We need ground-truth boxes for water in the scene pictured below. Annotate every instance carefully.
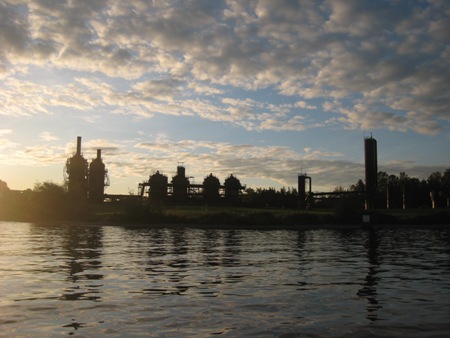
[0,222,449,337]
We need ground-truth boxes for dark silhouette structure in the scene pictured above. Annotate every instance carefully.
[364,136,378,210]
[357,230,382,320]
[88,149,109,204]
[171,165,190,202]
[148,171,168,202]
[298,174,312,209]
[297,137,378,210]
[203,173,221,203]
[65,137,89,199]
[138,166,245,204]
[65,137,109,203]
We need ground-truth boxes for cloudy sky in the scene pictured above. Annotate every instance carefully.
[1,0,449,194]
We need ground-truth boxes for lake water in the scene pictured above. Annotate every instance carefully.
[0,222,449,337]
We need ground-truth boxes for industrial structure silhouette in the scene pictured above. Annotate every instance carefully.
[65,136,246,205]
[64,137,109,203]
[138,166,245,204]
[64,135,380,208]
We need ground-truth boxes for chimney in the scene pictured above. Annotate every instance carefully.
[76,136,82,155]
[97,149,101,159]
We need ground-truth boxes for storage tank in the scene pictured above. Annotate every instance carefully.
[203,173,221,203]
[89,149,108,204]
[171,165,189,201]
[149,171,168,201]
[65,136,88,199]
[224,174,244,203]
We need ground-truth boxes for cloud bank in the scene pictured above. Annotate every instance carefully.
[1,0,448,134]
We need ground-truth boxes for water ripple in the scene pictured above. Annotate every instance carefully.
[0,222,449,336]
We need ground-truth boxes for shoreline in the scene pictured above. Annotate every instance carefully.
[2,206,449,230]
[18,219,450,231]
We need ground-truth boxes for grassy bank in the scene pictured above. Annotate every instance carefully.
[1,198,448,228]
[92,203,450,228]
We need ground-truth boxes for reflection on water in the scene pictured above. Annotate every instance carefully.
[31,224,104,302]
[357,230,382,321]
[0,222,449,337]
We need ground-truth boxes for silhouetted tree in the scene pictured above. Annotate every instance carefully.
[349,179,365,193]
[242,186,298,208]
[428,171,444,207]
[0,179,9,193]
[0,180,10,219]
[348,167,450,209]
[34,181,67,195]
[30,181,70,220]
[377,171,389,191]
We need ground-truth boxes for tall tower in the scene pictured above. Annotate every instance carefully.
[298,174,311,209]
[66,136,89,199]
[88,149,109,204]
[172,165,189,202]
[364,136,378,210]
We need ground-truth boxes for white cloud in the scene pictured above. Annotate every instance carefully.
[0,138,19,151]
[0,0,448,134]
[40,132,59,141]
[0,129,13,136]
[133,78,185,101]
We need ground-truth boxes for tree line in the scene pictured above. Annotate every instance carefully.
[0,181,91,221]
[347,168,450,209]
[241,167,450,209]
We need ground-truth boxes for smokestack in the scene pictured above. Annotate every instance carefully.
[364,137,378,194]
[364,136,378,210]
[76,136,82,155]
[97,149,101,159]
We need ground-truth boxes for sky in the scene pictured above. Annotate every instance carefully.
[0,0,449,195]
